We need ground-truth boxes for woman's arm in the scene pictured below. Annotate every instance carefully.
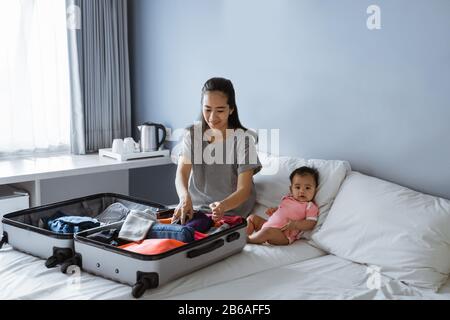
[173,156,194,224]
[175,156,192,200]
[210,169,254,221]
[222,169,253,210]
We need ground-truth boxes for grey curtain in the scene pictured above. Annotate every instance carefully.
[67,0,131,154]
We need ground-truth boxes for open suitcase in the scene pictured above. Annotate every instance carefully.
[73,209,247,298]
[0,193,166,270]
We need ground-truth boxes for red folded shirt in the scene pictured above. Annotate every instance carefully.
[206,214,243,228]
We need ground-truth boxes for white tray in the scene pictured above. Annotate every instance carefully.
[99,148,170,161]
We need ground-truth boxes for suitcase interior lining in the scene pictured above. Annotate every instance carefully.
[7,195,162,229]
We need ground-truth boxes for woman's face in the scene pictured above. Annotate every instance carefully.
[202,91,233,134]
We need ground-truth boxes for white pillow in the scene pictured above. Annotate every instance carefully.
[254,152,351,238]
[312,172,450,291]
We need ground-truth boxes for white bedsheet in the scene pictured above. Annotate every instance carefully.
[168,255,450,300]
[2,199,447,300]
[2,243,449,300]
[0,240,325,300]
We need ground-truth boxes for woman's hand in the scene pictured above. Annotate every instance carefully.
[172,195,194,225]
[280,219,298,232]
[265,207,278,216]
[209,201,226,222]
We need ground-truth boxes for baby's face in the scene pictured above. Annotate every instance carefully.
[290,174,317,202]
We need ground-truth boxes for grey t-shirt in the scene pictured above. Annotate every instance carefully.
[180,126,262,217]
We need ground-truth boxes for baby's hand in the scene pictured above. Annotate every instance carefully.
[265,207,278,216]
[280,219,298,232]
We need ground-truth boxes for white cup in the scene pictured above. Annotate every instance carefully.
[123,137,139,154]
[112,139,124,154]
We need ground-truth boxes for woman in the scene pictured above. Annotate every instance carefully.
[173,77,262,224]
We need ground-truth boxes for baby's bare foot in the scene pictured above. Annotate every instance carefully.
[246,221,254,235]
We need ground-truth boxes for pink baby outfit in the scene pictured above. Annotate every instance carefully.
[262,196,319,244]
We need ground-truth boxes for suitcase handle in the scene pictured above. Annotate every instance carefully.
[186,239,224,259]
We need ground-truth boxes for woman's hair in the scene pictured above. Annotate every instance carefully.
[198,77,248,132]
[289,166,320,187]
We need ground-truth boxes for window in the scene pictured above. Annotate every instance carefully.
[0,0,71,156]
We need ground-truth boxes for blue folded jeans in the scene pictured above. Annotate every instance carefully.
[146,223,195,243]
[47,212,100,234]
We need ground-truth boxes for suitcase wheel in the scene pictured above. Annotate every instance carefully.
[45,255,58,268]
[0,233,7,249]
[132,281,147,299]
[60,254,82,274]
[132,272,159,298]
[45,248,74,268]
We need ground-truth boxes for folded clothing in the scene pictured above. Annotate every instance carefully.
[184,210,214,233]
[89,229,118,243]
[119,239,186,255]
[208,214,243,228]
[119,209,157,242]
[146,223,195,243]
[194,231,208,240]
[158,218,172,224]
[88,229,129,247]
[95,202,130,224]
[47,212,100,234]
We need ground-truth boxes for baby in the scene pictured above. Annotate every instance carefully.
[247,166,319,245]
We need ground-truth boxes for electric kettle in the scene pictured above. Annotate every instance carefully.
[137,122,167,152]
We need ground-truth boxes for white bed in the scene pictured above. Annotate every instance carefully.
[0,199,326,300]
[2,242,449,300]
[168,253,450,300]
[1,154,449,300]
[0,239,325,300]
